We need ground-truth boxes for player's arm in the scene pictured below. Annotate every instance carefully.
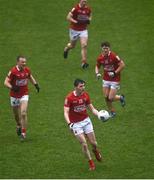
[4,76,20,92]
[95,64,100,74]
[115,59,125,74]
[66,11,78,24]
[88,13,92,23]
[64,106,74,131]
[108,57,125,78]
[64,106,71,125]
[95,62,101,79]
[29,74,40,92]
[29,74,37,85]
[4,76,12,90]
[87,103,99,117]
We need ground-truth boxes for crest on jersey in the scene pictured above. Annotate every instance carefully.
[79,99,83,104]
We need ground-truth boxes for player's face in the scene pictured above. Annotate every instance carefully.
[102,46,110,55]
[80,0,87,7]
[17,58,26,70]
[76,83,85,95]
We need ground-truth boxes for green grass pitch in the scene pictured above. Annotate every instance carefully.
[0,0,154,178]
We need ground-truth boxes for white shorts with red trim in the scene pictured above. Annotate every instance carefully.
[102,80,120,90]
[10,95,29,107]
[69,29,88,41]
[72,117,93,136]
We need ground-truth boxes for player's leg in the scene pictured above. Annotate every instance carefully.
[64,40,77,58]
[86,132,102,162]
[76,133,95,170]
[76,133,92,160]
[20,96,29,139]
[114,95,121,101]
[102,85,114,112]
[111,82,121,102]
[10,97,21,136]
[114,94,126,107]
[119,94,126,106]
[84,118,102,162]
[63,29,78,58]
[72,120,95,170]
[111,82,126,107]
[12,106,21,136]
[80,32,89,69]
[108,88,118,117]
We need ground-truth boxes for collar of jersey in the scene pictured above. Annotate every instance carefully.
[73,90,84,97]
[102,51,111,57]
[16,65,24,72]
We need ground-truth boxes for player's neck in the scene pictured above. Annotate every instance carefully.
[16,65,24,71]
[74,90,83,96]
[102,51,111,56]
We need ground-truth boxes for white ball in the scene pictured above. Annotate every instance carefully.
[98,110,110,121]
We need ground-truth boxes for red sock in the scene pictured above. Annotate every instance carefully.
[22,128,26,134]
[89,159,95,170]
[89,159,95,166]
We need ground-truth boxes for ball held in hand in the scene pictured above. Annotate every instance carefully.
[98,110,110,122]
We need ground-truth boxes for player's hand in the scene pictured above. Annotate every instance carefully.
[68,123,74,131]
[108,71,116,78]
[34,83,40,93]
[11,86,20,92]
[96,73,101,80]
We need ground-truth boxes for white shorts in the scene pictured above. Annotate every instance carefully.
[72,117,94,136]
[10,95,29,107]
[69,29,88,41]
[102,80,120,90]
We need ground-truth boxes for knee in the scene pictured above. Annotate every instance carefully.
[81,142,88,151]
[91,141,97,148]
[108,97,114,102]
[68,43,75,49]
[81,43,87,49]
[105,97,113,102]
[21,110,27,117]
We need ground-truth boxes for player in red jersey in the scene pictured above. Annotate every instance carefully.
[95,41,126,117]
[4,56,40,140]
[64,79,102,171]
[63,0,92,69]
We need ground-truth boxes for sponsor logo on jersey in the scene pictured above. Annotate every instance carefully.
[16,79,28,86]
[74,104,86,112]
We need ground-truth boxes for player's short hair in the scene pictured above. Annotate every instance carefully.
[16,55,26,62]
[80,0,87,2]
[74,79,86,87]
[101,41,110,48]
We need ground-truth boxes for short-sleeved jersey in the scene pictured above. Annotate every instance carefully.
[96,51,122,82]
[70,4,91,31]
[8,66,31,98]
[64,91,91,123]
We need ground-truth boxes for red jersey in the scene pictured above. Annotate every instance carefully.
[96,51,122,82]
[8,66,31,98]
[70,4,91,31]
[64,91,91,123]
